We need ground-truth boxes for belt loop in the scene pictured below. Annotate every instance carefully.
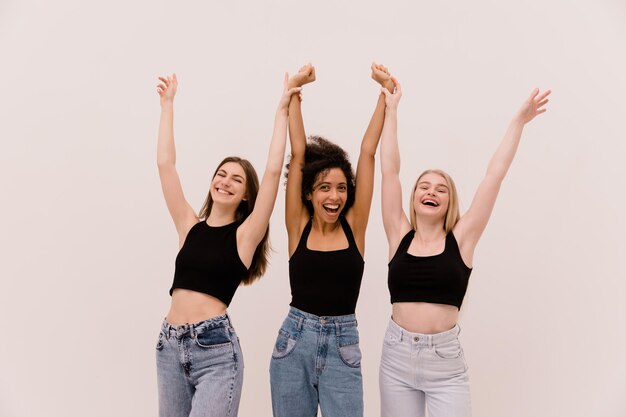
[399,329,404,342]
[297,316,304,331]
[165,322,171,340]
[335,321,341,337]
[190,324,196,340]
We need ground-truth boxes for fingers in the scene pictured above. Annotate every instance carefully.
[537,98,549,108]
[536,89,551,102]
[529,87,540,100]
[283,72,289,88]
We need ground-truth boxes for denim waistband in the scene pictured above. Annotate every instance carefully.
[287,306,357,330]
[161,313,232,338]
[387,318,460,348]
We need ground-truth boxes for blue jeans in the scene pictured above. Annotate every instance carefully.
[269,307,363,417]
[156,314,244,417]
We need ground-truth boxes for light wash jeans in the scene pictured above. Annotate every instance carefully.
[379,319,471,417]
[269,307,364,417]
[156,314,244,417]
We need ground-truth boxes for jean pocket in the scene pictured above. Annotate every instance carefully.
[337,342,362,368]
[434,338,463,359]
[156,332,165,351]
[195,327,232,349]
[383,331,401,347]
[271,329,298,359]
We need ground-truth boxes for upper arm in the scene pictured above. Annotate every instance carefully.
[158,164,199,238]
[381,171,412,259]
[454,173,503,254]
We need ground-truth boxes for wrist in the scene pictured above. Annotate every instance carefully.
[160,99,174,108]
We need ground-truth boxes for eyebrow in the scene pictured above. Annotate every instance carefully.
[418,181,448,189]
[315,181,347,187]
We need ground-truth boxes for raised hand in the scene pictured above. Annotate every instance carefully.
[381,76,402,111]
[157,74,178,105]
[287,63,316,89]
[516,88,551,124]
[278,72,303,111]
[371,63,394,92]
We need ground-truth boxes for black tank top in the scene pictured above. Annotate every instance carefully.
[388,230,472,309]
[289,216,365,316]
[170,220,248,307]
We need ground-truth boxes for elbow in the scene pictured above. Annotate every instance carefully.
[157,158,175,170]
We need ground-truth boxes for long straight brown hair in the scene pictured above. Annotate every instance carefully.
[198,156,270,285]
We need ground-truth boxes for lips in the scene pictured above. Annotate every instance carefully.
[216,187,233,196]
[323,204,340,214]
[421,199,439,207]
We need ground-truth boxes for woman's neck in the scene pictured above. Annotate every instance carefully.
[206,205,236,226]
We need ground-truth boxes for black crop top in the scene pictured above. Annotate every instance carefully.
[388,230,472,309]
[289,217,365,316]
[170,220,248,307]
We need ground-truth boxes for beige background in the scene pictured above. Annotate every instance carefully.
[1,0,625,416]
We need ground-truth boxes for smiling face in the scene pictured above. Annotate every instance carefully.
[307,168,348,224]
[412,172,450,221]
[409,169,461,233]
[210,161,247,206]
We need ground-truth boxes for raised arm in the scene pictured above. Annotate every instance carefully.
[285,64,316,254]
[380,78,412,257]
[347,64,396,252]
[237,74,301,266]
[454,88,551,263]
[156,74,198,244]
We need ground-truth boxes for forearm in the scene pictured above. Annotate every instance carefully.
[485,116,525,181]
[288,96,306,158]
[380,108,401,176]
[360,93,387,157]
[157,102,176,167]
[265,108,289,176]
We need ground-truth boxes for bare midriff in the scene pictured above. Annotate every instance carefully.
[392,302,459,334]
[166,289,228,325]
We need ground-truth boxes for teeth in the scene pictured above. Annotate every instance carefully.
[324,204,339,209]
[217,188,231,195]
[422,199,438,206]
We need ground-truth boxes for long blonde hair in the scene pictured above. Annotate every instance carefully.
[409,169,460,234]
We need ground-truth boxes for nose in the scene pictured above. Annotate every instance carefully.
[329,188,339,200]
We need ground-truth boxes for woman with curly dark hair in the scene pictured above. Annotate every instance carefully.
[269,63,394,417]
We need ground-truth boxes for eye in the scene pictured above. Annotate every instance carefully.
[419,185,428,190]
[234,178,243,184]
[319,185,330,191]
[437,188,447,193]
[338,185,347,192]
[216,172,226,177]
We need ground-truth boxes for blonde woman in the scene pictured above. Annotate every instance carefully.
[379,79,550,416]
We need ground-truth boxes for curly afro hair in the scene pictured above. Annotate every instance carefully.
[285,136,356,216]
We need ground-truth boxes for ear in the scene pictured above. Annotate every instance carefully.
[305,192,312,201]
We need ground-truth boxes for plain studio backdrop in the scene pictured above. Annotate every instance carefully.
[1,0,625,416]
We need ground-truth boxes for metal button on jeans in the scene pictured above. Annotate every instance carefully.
[413,336,419,342]
[320,319,327,324]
